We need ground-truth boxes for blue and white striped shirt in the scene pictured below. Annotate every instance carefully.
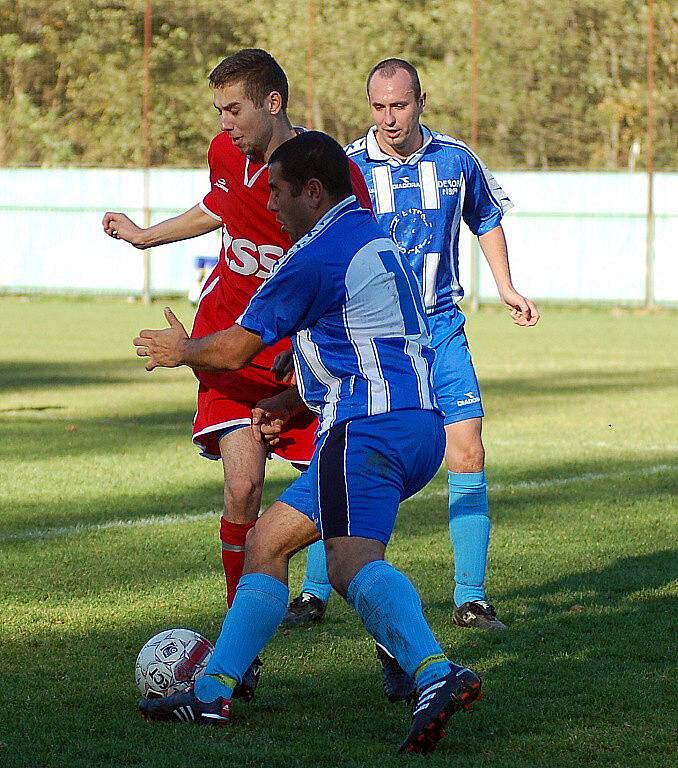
[346,126,513,314]
[238,196,438,435]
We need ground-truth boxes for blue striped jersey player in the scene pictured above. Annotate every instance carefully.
[240,198,437,441]
[289,60,539,664]
[134,132,483,754]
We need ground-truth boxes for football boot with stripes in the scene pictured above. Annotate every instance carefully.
[399,667,483,754]
[139,688,230,726]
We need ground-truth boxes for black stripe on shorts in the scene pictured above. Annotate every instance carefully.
[318,421,349,539]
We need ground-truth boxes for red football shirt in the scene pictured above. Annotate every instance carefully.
[195,131,371,370]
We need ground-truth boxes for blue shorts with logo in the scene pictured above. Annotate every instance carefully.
[278,409,445,545]
[429,306,484,425]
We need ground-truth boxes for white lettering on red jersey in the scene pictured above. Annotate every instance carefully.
[194,131,372,371]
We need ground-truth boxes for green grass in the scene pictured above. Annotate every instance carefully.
[1,297,677,768]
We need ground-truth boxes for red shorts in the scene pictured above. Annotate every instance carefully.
[190,271,317,464]
[192,366,317,463]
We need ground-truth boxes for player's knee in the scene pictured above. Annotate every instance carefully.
[223,476,263,521]
[446,439,485,473]
[243,523,284,570]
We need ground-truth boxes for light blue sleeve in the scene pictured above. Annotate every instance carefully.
[461,152,512,236]
[238,249,340,345]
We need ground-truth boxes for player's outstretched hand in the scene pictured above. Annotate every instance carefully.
[134,307,188,371]
[499,287,540,327]
[271,350,295,383]
[102,211,145,247]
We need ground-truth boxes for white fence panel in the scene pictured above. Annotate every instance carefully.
[0,168,676,303]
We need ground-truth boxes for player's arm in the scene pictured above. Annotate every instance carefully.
[134,308,265,371]
[135,246,330,372]
[102,204,219,250]
[461,153,539,327]
[478,225,540,327]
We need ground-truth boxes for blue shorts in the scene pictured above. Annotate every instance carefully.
[429,307,484,425]
[279,409,445,545]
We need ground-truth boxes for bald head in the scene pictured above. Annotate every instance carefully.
[366,58,421,101]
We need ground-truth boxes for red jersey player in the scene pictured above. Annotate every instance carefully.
[102,50,370,697]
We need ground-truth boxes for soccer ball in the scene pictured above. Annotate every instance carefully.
[135,628,214,698]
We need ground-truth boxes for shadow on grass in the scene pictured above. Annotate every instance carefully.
[0,474,294,539]
[396,456,677,538]
[0,408,197,461]
[2,551,676,768]
[0,358,147,392]
[481,365,677,398]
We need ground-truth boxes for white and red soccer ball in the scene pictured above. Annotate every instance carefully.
[135,628,213,698]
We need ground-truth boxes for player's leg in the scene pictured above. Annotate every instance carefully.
[193,456,318,705]
[319,412,482,753]
[195,500,319,702]
[446,418,504,629]
[430,309,505,631]
[446,417,492,617]
[282,539,330,627]
[139,497,319,724]
[218,425,268,608]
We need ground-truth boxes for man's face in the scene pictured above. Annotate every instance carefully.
[213,82,274,160]
[368,69,425,157]
[267,163,314,243]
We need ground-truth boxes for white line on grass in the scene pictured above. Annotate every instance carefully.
[0,510,219,543]
[409,463,676,501]
[491,438,678,452]
[2,464,675,543]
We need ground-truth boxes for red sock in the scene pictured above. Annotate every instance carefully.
[220,517,257,607]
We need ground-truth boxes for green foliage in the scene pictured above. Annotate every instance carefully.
[1,298,677,767]
[0,0,675,168]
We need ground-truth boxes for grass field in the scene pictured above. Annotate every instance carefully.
[1,297,676,768]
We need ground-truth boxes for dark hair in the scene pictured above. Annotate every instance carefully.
[209,49,289,110]
[268,131,352,199]
[366,58,422,101]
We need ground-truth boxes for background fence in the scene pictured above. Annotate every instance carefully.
[1,168,675,306]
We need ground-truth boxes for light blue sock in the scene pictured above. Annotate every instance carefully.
[448,470,490,606]
[346,560,457,690]
[301,540,332,603]
[194,572,288,702]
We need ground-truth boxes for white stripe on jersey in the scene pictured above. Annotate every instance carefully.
[370,338,390,413]
[195,274,220,309]
[422,252,441,310]
[198,200,223,222]
[404,339,433,409]
[296,329,342,427]
[418,161,440,210]
[340,301,390,418]
[355,334,389,415]
[446,173,465,299]
[372,166,395,214]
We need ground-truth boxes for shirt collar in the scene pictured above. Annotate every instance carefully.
[289,195,358,254]
[365,124,433,166]
[317,194,357,225]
